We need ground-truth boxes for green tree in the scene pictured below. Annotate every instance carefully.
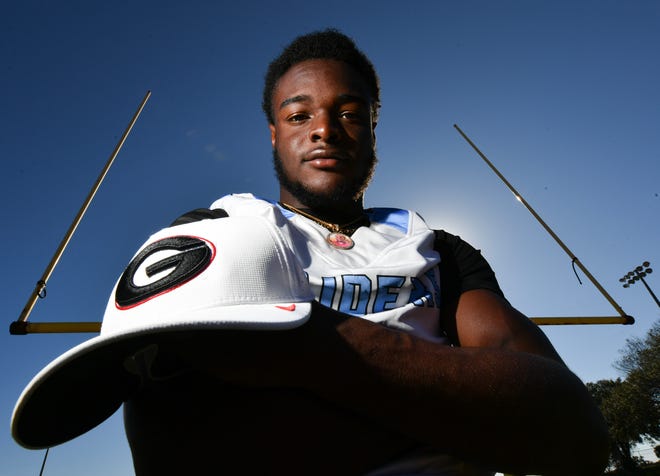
[587,379,641,472]
[587,320,660,473]
[616,320,660,446]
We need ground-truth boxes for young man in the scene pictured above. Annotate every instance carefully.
[124,29,609,475]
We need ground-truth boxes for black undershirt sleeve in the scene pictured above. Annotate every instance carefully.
[433,229,504,297]
[433,229,505,344]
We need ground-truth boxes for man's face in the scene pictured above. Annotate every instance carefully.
[269,59,377,211]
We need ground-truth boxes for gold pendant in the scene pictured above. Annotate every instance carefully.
[326,232,354,250]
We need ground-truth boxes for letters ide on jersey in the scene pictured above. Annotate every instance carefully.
[213,194,448,345]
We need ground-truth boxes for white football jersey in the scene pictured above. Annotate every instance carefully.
[211,193,448,344]
[210,194,495,475]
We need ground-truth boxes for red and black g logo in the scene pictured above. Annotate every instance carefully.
[115,236,214,309]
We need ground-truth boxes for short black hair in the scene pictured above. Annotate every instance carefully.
[262,28,380,125]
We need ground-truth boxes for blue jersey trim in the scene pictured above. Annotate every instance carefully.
[258,196,296,219]
[367,208,409,234]
[270,199,296,219]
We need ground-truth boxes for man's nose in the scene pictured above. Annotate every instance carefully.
[309,112,341,143]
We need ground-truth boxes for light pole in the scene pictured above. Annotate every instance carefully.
[619,261,660,308]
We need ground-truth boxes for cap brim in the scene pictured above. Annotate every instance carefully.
[12,301,311,449]
[12,332,145,449]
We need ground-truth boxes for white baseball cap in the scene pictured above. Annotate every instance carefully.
[12,215,314,449]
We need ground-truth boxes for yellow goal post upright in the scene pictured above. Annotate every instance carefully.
[9,91,151,336]
[453,124,634,327]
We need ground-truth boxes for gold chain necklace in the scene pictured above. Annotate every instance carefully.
[280,202,366,250]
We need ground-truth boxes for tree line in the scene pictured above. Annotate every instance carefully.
[587,320,660,473]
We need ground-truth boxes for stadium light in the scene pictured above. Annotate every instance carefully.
[619,261,660,308]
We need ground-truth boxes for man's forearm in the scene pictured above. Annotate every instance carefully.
[299,302,609,475]
[167,301,609,475]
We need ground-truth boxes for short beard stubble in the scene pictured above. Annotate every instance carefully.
[273,149,377,213]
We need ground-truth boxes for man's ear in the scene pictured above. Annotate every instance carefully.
[269,123,276,148]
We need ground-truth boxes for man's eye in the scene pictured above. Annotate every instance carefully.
[340,110,366,121]
[287,113,309,122]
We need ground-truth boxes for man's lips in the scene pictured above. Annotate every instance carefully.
[304,148,351,161]
[303,149,351,169]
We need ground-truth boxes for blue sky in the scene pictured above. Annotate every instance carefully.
[2,1,659,474]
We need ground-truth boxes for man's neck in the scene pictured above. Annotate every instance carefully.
[279,194,365,224]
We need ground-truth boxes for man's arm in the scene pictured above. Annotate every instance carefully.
[455,288,565,359]
[174,297,608,475]
[305,298,609,475]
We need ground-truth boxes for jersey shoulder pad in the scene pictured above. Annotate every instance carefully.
[169,208,229,227]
